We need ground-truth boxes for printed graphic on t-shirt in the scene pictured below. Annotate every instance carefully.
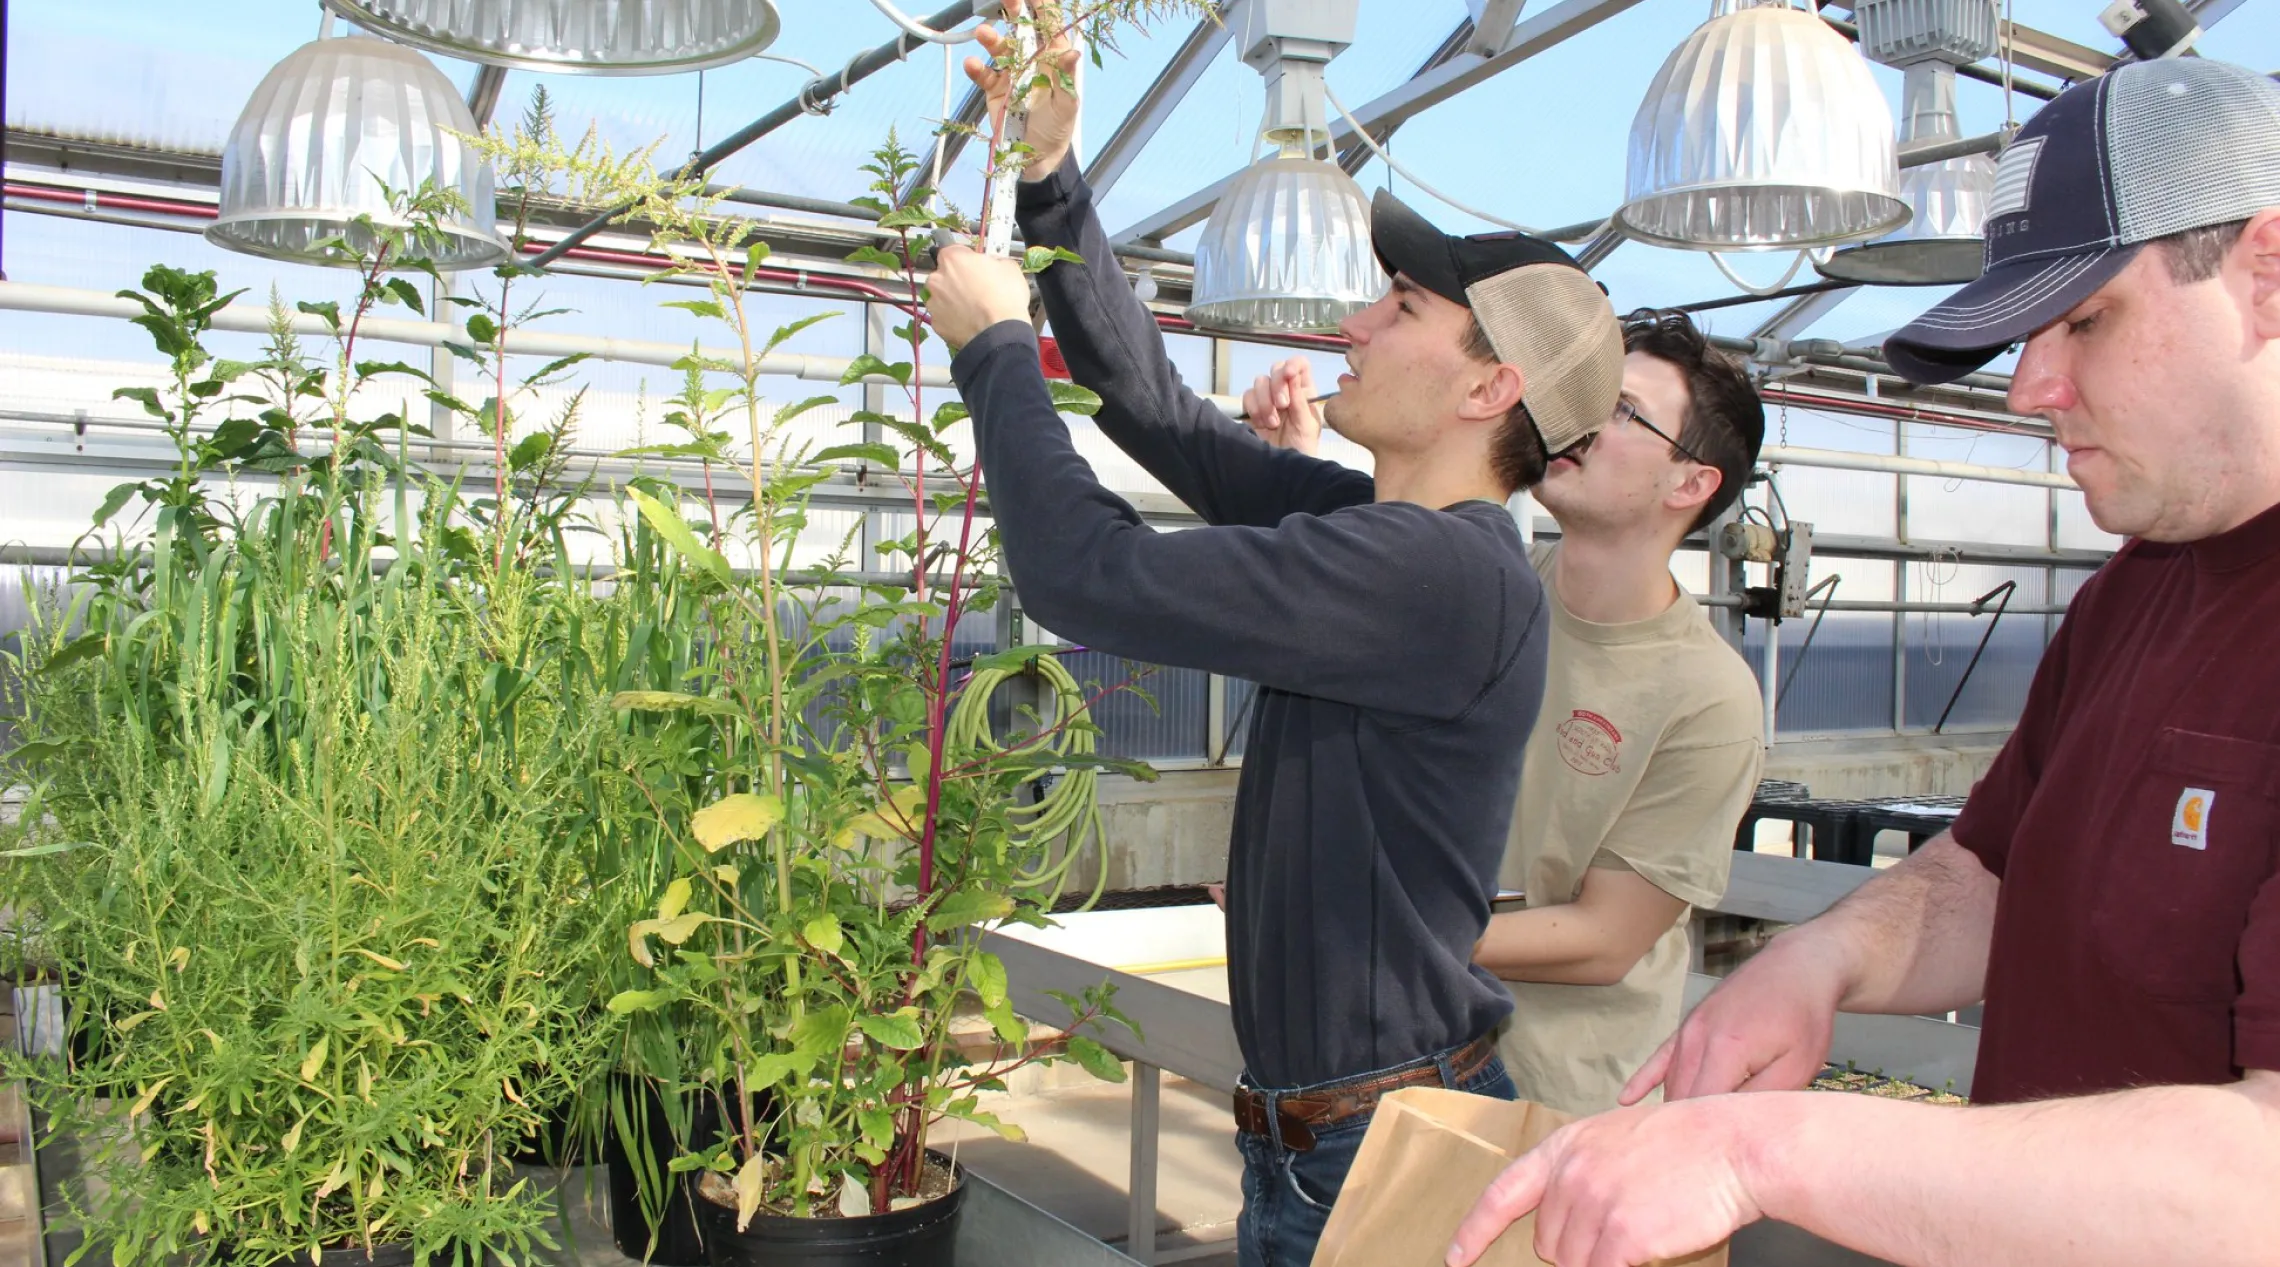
[2171,787,2215,850]
[1556,710,1623,776]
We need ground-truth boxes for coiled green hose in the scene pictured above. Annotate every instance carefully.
[944,651,1107,910]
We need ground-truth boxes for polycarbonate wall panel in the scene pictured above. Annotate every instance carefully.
[1055,651,1209,762]
[1902,426,2053,547]
[1900,564,2049,730]
[1741,561,1898,735]
[1763,410,1896,538]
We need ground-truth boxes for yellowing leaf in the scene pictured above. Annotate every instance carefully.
[648,913,709,945]
[281,1115,308,1155]
[713,864,740,885]
[606,990,671,1015]
[128,1075,174,1118]
[693,793,785,853]
[167,947,190,972]
[193,1210,210,1236]
[610,689,741,717]
[300,1037,329,1083]
[802,914,844,958]
[148,989,167,1011]
[733,1152,768,1231]
[115,1010,160,1033]
[838,786,927,848]
[658,876,694,921]
[350,948,407,972]
[926,889,1015,934]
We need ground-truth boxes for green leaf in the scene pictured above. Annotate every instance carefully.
[658,877,694,921]
[296,300,342,332]
[1022,245,1084,275]
[1064,1035,1127,1084]
[878,206,939,230]
[838,354,913,387]
[971,644,1058,675]
[856,1008,926,1051]
[200,727,232,811]
[661,299,727,321]
[802,914,844,958]
[354,360,438,386]
[1048,381,1103,416]
[746,1052,805,1090]
[944,1101,1027,1142]
[812,442,901,469]
[625,486,735,588]
[112,386,167,419]
[691,792,785,853]
[605,990,670,1015]
[466,313,499,345]
[382,277,427,316]
[774,394,841,426]
[858,1106,896,1151]
[931,401,971,432]
[744,240,771,285]
[968,951,1009,1010]
[0,840,92,859]
[508,431,554,471]
[845,244,905,271]
[983,998,1027,1047]
[926,889,1015,934]
[91,481,144,529]
[609,689,742,717]
[40,633,106,675]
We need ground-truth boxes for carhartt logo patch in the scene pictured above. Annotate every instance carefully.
[2172,788,2215,850]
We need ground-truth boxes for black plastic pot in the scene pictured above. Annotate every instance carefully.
[695,1158,965,1267]
[309,1247,415,1267]
[603,1076,711,1266]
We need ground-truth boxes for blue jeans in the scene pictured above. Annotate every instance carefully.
[1235,1044,1518,1267]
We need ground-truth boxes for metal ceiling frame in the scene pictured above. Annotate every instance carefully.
[0,0,2246,373]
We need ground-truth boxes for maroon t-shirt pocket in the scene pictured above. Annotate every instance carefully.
[2090,727,2280,1006]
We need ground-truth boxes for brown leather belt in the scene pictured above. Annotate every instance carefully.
[1232,1033,1499,1153]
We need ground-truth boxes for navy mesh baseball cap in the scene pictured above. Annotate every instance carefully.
[1886,59,2280,385]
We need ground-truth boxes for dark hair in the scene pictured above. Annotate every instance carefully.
[1619,308,1764,533]
[1461,316,1549,493]
[2155,218,2248,285]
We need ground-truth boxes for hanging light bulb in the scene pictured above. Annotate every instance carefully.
[1186,0,1384,334]
[1617,0,1909,251]
[1820,0,2001,285]
[322,0,782,75]
[208,36,506,270]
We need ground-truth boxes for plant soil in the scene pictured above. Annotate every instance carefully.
[696,1153,960,1219]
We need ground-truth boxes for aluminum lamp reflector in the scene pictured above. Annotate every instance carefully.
[1186,143,1385,334]
[1618,2,1909,251]
[323,0,781,75]
[1819,61,1994,285]
[208,36,507,271]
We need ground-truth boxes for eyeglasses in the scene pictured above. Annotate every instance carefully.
[1578,398,1709,466]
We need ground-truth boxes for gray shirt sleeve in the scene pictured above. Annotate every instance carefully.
[950,321,1539,723]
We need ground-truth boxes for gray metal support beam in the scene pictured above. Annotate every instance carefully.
[1126,1062,1161,1264]
[467,65,508,128]
[1466,0,1530,56]
[1335,19,1477,176]
[1082,1,1243,200]
[1114,0,1652,244]
[1751,286,1861,346]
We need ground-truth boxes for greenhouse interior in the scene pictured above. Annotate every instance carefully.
[3,0,2277,1265]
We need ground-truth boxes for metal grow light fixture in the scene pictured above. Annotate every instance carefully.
[322,0,782,75]
[207,35,507,270]
[1617,0,1910,252]
[1819,0,1999,285]
[1186,0,1385,334]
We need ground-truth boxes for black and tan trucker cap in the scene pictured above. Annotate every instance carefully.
[1370,190,1624,454]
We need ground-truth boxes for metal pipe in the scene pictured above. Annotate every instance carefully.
[1761,443,2074,491]
[1699,595,2071,615]
[527,1,983,269]
[0,279,957,389]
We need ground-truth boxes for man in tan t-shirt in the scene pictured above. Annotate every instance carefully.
[1244,309,1765,1114]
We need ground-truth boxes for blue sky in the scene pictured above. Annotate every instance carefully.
[4,0,2274,357]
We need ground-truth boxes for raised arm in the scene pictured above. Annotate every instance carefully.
[1014,157,1371,525]
[960,5,1369,525]
[939,310,1540,719]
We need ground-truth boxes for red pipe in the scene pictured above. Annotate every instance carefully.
[6,182,217,219]
[1760,385,2037,438]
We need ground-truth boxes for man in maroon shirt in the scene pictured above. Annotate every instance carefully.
[1444,56,2280,1267]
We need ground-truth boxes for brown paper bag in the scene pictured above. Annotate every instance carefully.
[1310,1088,1728,1267]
